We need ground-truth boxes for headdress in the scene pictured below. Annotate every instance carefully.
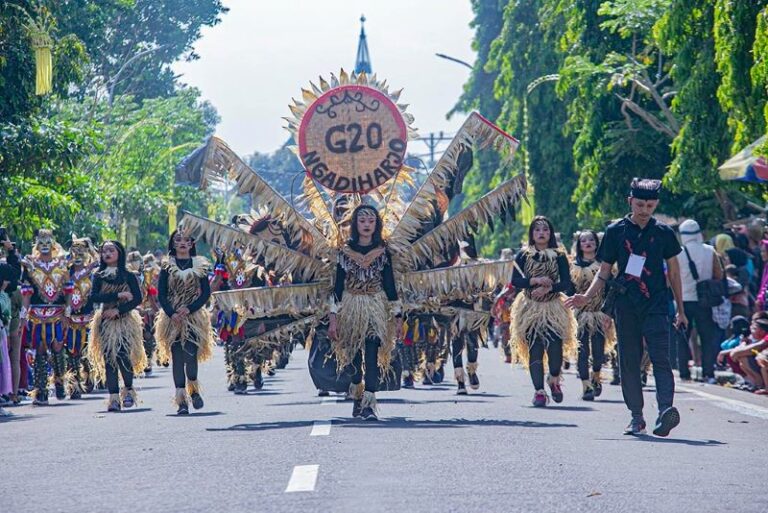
[68,234,98,264]
[629,177,662,200]
[356,205,378,219]
[32,228,64,258]
[126,250,144,273]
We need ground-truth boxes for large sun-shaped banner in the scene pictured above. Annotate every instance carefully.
[287,71,416,194]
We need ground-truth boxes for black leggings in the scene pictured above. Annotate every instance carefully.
[577,331,606,381]
[351,337,381,393]
[171,339,199,389]
[528,334,563,390]
[452,331,479,369]
[105,348,134,394]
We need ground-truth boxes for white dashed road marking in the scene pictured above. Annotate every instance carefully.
[310,420,332,436]
[285,465,319,493]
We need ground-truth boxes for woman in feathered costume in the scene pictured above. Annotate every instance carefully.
[328,204,403,421]
[570,230,616,401]
[155,230,214,415]
[510,216,577,407]
[86,241,146,412]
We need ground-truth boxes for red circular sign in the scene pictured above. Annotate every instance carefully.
[298,85,408,194]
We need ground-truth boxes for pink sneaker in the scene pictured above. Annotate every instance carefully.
[548,377,564,403]
[532,390,549,407]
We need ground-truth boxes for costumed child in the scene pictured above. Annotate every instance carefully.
[570,230,616,401]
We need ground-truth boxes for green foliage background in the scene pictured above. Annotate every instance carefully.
[5,1,768,256]
[453,0,768,251]
[0,0,227,251]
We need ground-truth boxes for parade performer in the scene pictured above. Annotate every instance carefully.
[492,285,515,364]
[177,72,525,419]
[155,230,214,415]
[419,316,445,385]
[400,317,421,388]
[449,242,486,395]
[213,236,260,395]
[64,235,99,398]
[140,253,161,374]
[86,241,146,412]
[451,322,480,395]
[21,229,70,405]
[570,230,616,401]
[510,216,577,407]
[329,204,403,420]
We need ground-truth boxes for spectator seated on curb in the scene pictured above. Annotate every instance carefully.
[725,266,751,319]
[718,312,768,392]
[755,349,768,395]
[720,316,750,351]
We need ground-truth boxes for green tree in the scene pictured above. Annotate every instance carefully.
[0,1,226,248]
[54,0,228,102]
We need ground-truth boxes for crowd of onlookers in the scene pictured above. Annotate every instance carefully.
[673,219,768,393]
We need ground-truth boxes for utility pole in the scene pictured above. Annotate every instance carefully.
[417,131,453,168]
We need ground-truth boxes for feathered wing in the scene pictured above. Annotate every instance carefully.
[240,315,318,353]
[438,307,491,335]
[388,112,522,256]
[196,136,334,258]
[181,212,333,282]
[392,174,527,272]
[398,260,514,305]
[374,165,418,238]
[212,283,330,318]
[295,176,341,246]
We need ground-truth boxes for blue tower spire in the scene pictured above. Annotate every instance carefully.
[355,15,372,74]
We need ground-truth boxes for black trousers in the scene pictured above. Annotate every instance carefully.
[105,348,134,394]
[452,330,479,369]
[171,339,199,389]
[528,333,563,391]
[351,336,380,393]
[615,302,674,417]
[577,330,606,381]
[681,301,722,379]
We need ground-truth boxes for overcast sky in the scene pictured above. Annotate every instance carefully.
[173,0,477,157]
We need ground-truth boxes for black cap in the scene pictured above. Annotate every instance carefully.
[629,177,662,200]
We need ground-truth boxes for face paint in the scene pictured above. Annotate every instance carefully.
[69,240,93,266]
[101,243,119,264]
[36,234,54,254]
[173,235,193,250]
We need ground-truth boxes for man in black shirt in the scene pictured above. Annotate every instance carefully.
[567,178,687,437]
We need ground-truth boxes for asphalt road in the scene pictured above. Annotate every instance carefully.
[2,345,767,513]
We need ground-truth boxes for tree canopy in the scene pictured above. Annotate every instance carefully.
[0,0,227,249]
[454,0,768,248]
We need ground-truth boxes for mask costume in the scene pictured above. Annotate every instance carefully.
[86,241,146,411]
[64,235,99,398]
[21,229,70,404]
[492,286,516,364]
[139,253,161,374]
[212,239,261,394]
[154,230,215,415]
[178,70,525,420]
